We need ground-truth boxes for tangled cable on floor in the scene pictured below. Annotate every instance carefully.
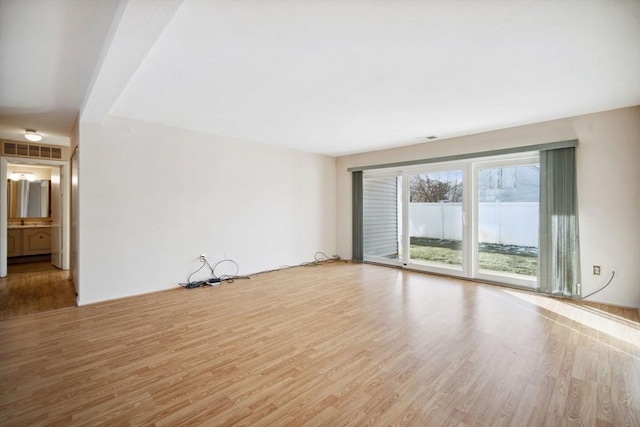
[180,251,341,289]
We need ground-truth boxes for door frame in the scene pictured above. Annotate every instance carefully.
[1,156,70,277]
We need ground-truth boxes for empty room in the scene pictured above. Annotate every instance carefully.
[0,0,638,425]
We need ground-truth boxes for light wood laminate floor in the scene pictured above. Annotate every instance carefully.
[0,263,638,426]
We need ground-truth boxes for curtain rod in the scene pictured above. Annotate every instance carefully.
[347,139,578,172]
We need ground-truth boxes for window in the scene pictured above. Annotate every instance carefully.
[354,140,579,295]
[474,159,539,288]
[361,153,540,288]
[408,168,464,272]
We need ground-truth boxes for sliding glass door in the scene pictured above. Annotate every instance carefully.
[407,167,465,274]
[360,153,540,289]
[474,157,539,288]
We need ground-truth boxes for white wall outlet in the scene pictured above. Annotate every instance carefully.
[593,265,601,275]
[200,254,206,262]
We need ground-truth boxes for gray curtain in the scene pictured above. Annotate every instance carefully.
[352,171,363,262]
[538,147,581,297]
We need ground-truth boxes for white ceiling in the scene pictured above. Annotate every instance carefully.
[0,0,120,146]
[1,1,639,156]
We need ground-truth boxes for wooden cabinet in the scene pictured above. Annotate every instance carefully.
[7,227,52,257]
[7,229,21,257]
[22,228,52,256]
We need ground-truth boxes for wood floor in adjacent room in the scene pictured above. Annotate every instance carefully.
[0,261,77,320]
[0,263,638,426]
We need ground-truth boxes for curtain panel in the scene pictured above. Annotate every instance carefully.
[352,171,364,262]
[538,147,581,297]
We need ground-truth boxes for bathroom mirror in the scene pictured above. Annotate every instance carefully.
[7,179,51,218]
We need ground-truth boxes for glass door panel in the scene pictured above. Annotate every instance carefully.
[476,162,539,286]
[408,169,464,271]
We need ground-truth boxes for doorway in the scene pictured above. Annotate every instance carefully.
[1,156,74,316]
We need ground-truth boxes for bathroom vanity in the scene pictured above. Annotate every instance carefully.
[7,225,52,257]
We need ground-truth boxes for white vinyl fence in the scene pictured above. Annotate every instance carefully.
[409,202,539,247]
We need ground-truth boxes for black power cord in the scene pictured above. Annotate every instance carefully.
[244,251,342,277]
[180,258,215,289]
[212,259,241,282]
[180,252,341,289]
[581,270,615,300]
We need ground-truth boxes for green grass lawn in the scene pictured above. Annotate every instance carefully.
[409,238,537,277]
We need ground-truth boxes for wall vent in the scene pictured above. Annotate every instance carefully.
[2,141,63,160]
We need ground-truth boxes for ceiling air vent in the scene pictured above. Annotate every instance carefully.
[2,141,63,160]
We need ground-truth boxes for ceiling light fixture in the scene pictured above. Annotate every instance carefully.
[9,172,36,182]
[24,129,43,142]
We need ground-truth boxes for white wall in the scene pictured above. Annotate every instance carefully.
[336,106,640,308]
[77,116,335,305]
[572,107,640,308]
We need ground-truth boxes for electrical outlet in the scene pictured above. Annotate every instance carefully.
[200,254,206,262]
[593,265,601,275]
